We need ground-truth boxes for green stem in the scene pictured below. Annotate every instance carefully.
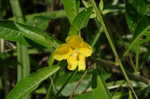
[9,0,30,98]
[48,54,55,66]
[129,55,137,72]
[69,71,87,99]
[90,0,138,98]
[91,22,103,47]
[56,70,77,96]
[135,47,140,74]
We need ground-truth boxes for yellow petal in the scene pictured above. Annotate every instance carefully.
[66,35,83,48]
[78,55,86,71]
[79,42,92,57]
[67,53,78,70]
[53,44,72,61]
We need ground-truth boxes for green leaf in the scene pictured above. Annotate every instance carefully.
[124,16,150,56]
[7,66,60,99]
[112,92,123,99]
[25,10,66,30]
[62,0,79,23]
[99,0,104,10]
[128,90,134,99]
[0,20,59,48]
[69,8,92,35]
[54,71,92,96]
[126,0,148,33]
[73,75,111,99]
[125,0,150,55]
[0,21,29,45]
[92,75,111,99]
[15,22,59,48]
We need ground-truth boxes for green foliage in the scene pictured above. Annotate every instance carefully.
[25,10,66,30]
[7,66,60,99]
[0,0,150,99]
[61,0,79,23]
[0,21,59,48]
[73,75,111,99]
[0,21,28,45]
[126,0,148,33]
[99,0,104,10]
[124,0,150,56]
[69,7,92,35]
[0,0,9,18]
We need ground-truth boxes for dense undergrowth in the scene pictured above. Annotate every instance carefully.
[0,0,150,99]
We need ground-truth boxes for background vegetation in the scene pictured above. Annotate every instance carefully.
[0,0,150,99]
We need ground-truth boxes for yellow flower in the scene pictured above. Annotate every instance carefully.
[53,35,92,71]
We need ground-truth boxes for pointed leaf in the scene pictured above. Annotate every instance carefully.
[69,8,92,35]
[62,0,79,23]
[124,16,150,56]
[0,20,59,48]
[0,21,28,45]
[7,66,60,99]
[73,75,111,99]
[126,0,148,33]
[99,0,104,10]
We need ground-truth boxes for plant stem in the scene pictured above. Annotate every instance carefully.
[91,22,103,47]
[90,0,138,98]
[56,70,77,96]
[0,39,9,98]
[9,0,30,98]
[135,47,140,74]
[69,71,87,99]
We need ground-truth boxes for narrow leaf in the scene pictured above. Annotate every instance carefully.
[0,20,59,48]
[124,16,150,56]
[73,75,111,99]
[92,75,111,99]
[69,8,92,35]
[99,0,104,10]
[126,0,148,33]
[62,0,79,23]
[0,21,28,45]
[15,22,59,48]
[7,66,60,99]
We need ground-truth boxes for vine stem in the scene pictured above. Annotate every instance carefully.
[90,0,138,98]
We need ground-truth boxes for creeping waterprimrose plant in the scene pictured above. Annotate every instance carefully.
[0,0,149,99]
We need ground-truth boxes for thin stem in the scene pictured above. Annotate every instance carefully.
[9,0,30,99]
[90,0,138,98]
[48,54,54,66]
[129,55,137,72]
[91,23,103,47]
[10,0,30,81]
[56,70,77,96]
[0,39,4,52]
[135,48,140,74]
[69,71,87,99]
[91,0,118,57]
[0,39,9,98]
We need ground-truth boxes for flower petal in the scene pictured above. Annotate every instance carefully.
[79,42,92,57]
[66,35,83,48]
[53,44,72,61]
[78,55,86,71]
[67,53,78,70]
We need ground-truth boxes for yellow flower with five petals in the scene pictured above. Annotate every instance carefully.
[53,35,92,71]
